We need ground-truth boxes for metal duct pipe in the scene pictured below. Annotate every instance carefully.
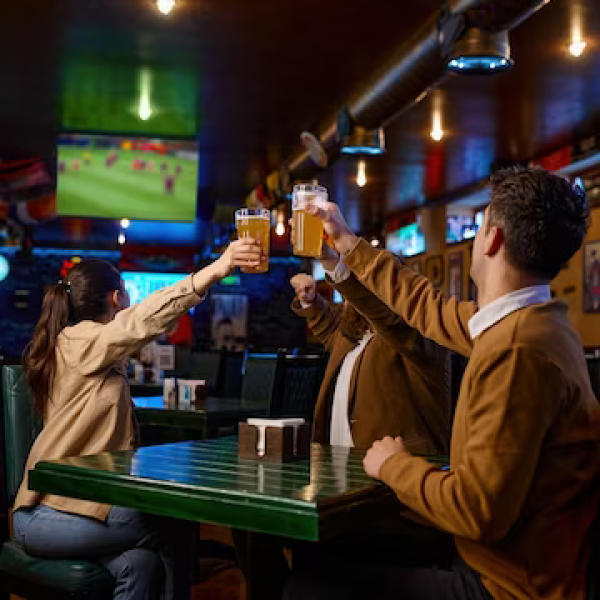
[288,0,550,177]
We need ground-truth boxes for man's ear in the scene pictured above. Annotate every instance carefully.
[484,226,504,257]
[110,289,121,310]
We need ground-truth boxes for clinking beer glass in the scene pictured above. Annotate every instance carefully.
[292,184,328,258]
[235,208,270,273]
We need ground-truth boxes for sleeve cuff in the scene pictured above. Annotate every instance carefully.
[324,261,351,284]
[291,295,326,319]
[343,238,380,274]
[176,275,207,310]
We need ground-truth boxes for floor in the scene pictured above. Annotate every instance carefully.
[193,568,246,600]
[193,524,246,600]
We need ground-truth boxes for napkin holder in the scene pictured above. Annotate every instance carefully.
[238,421,311,462]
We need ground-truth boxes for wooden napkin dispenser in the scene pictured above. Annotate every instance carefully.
[239,419,311,462]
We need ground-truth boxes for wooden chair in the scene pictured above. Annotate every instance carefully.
[0,365,115,600]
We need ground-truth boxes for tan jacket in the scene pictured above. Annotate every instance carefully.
[292,274,450,454]
[345,238,600,600]
[14,276,203,521]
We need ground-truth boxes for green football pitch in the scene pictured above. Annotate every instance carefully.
[57,145,197,221]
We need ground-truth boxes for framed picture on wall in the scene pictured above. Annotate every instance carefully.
[425,255,444,287]
[447,251,463,299]
[410,259,423,275]
[583,240,600,313]
[211,294,248,351]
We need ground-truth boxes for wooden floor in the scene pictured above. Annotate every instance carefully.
[194,524,246,600]
[193,568,246,600]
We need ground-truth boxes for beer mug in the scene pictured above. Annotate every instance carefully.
[292,184,328,258]
[235,208,270,273]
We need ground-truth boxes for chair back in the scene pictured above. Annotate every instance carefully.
[240,353,278,407]
[588,507,600,600]
[586,354,600,401]
[187,351,221,390]
[2,366,41,502]
[216,350,244,399]
[269,352,326,421]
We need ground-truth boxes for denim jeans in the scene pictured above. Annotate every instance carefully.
[13,504,194,600]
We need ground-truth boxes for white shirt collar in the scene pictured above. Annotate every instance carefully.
[468,285,552,340]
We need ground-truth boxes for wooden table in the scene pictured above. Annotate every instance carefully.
[134,396,269,440]
[28,438,448,598]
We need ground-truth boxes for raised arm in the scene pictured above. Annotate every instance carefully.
[290,273,341,352]
[66,239,262,375]
[371,347,562,541]
[310,203,476,357]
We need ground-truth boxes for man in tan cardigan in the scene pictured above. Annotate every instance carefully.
[285,166,600,600]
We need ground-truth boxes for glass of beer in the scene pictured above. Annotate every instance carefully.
[235,208,270,273]
[292,183,328,258]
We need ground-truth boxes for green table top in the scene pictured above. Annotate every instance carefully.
[134,396,269,435]
[28,437,448,541]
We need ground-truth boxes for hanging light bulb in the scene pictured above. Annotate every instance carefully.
[370,238,380,247]
[357,160,367,187]
[120,218,130,229]
[118,233,126,245]
[430,110,444,142]
[275,211,286,237]
[569,5,587,57]
[156,0,175,15]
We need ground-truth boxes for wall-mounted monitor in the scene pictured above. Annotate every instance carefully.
[57,134,198,222]
[122,271,188,305]
[386,223,425,257]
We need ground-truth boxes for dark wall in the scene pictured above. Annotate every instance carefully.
[0,248,121,359]
[0,249,308,358]
[191,258,308,351]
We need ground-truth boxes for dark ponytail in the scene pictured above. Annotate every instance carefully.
[23,259,122,414]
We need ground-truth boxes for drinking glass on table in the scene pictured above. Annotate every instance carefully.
[235,208,270,273]
[292,183,328,258]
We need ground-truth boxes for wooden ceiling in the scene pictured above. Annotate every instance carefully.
[1,0,599,233]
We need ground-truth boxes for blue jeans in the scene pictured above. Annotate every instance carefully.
[13,504,194,600]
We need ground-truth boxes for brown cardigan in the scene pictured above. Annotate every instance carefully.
[292,274,450,454]
[345,238,600,600]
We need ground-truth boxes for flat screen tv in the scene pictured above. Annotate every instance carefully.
[57,134,198,222]
[122,271,188,306]
[386,223,425,257]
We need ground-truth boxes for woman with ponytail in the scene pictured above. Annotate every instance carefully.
[12,238,262,600]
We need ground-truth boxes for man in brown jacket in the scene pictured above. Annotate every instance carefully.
[285,166,600,600]
[290,256,450,454]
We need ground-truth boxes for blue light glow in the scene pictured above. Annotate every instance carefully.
[122,271,187,305]
[0,255,9,282]
[447,55,513,74]
[340,146,384,156]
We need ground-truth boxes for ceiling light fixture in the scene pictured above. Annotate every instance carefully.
[118,233,126,245]
[275,212,286,236]
[569,39,587,57]
[120,218,130,229]
[569,4,587,57]
[357,160,367,187]
[430,110,444,142]
[156,0,175,15]
[338,108,385,156]
[446,28,514,74]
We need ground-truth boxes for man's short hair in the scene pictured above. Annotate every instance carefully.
[488,166,589,279]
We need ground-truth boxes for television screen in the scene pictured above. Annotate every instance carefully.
[312,262,326,281]
[386,223,425,257]
[122,271,188,305]
[57,134,198,222]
